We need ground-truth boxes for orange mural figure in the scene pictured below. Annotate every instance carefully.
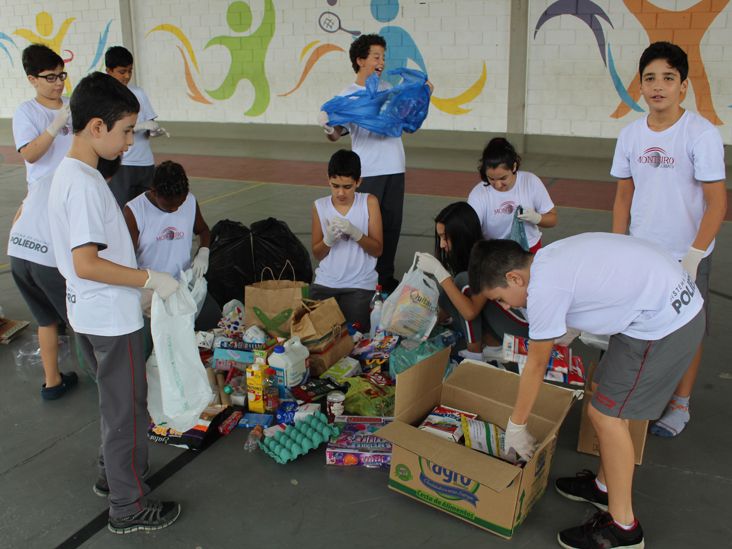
[14,11,76,92]
[611,0,728,125]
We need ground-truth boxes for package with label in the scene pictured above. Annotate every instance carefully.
[326,416,393,469]
[461,417,521,465]
[320,356,361,384]
[343,376,395,417]
[418,405,477,442]
[350,333,400,363]
[503,335,570,373]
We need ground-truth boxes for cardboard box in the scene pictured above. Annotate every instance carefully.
[0,318,30,344]
[576,363,648,465]
[376,348,578,539]
[308,332,354,377]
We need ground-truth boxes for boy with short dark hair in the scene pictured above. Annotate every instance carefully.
[469,234,705,548]
[105,45,168,208]
[310,149,382,329]
[9,44,75,399]
[317,34,431,293]
[48,72,181,534]
[611,41,727,437]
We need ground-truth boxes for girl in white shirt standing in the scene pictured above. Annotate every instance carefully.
[468,137,557,252]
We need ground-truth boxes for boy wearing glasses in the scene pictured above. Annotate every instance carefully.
[105,46,168,208]
[9,44,76,399]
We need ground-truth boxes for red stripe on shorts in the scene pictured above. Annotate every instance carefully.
[618,342,653,416]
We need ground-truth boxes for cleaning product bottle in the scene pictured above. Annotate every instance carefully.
[369,300,383,339]
[369,284,383,311]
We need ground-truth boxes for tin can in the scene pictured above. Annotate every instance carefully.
[326,390,346,423]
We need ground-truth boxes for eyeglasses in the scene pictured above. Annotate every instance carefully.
[34,72,68,83]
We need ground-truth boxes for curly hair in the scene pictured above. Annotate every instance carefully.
[349,34,386,73]
[152,160,189,198]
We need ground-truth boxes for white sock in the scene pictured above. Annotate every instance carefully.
[614,519,637,531]
[595,478,607,493]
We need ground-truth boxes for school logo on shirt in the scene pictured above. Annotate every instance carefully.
[493,201,517,215]
[156,226,185,241]
[670,272,696,314]
[637,147,675,169]
[9,234,48,254]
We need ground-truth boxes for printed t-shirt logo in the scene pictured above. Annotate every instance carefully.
[156,226,184,241]
[637,147,674,169]
[494,201,516,215]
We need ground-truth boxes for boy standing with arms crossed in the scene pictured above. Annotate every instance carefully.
[611,42,727,437]
[48,72,181,534]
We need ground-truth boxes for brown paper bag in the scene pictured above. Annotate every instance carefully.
[244,265,309,338]
[290,298,346,347]
[308,332,355,377]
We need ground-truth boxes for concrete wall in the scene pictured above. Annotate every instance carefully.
[1,0,731,146]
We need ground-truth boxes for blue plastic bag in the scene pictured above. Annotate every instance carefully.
[510,207,530,251]
[321,68,431,138]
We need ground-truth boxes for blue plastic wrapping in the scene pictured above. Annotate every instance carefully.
[510,207,530,252]
[321,68,431,138]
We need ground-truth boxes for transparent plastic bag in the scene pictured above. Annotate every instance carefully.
[14,335,72,380]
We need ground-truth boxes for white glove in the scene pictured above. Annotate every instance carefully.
[143,269,179,299]
[317,110,335,135]
[505,417,537,461]
[192,247,210,279]
[148,126,170,138]
[134,119,159,133]
[46,104,70,137]
[681,247,704,282]
[331,216,363,242]
[323,219,342,247]
[517,207,542,225]
[415,252,451,283]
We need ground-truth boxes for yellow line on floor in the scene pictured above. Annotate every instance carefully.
[198,182,268,205]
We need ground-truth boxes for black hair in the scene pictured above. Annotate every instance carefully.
[349,34,386,73]
[97,156,121,180]
[70,72,139,133]
[22,44,64,76]
[152,160,189,198]
[328,149,361,180]
[639,41,688,81]
[478,137,521,184]
[105,46,134,69]
[434,202,483,275]
[468,239,532,294]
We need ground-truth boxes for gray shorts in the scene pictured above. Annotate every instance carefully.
[10,257,68,327]
[309,284,372,331]
[592,308,705,420]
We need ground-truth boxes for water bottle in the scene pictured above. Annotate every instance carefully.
[369,284,383,311]
[244,425,263,452]
[369,300,383,339]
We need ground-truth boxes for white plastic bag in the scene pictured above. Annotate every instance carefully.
[182,268,207,317]
[379,255,439,341]
[147,281,214,432]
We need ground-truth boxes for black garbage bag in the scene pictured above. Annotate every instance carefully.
[207,218,313,306]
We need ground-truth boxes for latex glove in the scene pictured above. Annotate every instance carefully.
[143,269,179,299]
[46,103,70,137]
[148,126,170,138]
[415,252,450,283]
[331,216,363,242]
[681,247,704,282]
[517,207,542,225]
[317,110,335,135]
[323,219,342,247]
[505,417,537,461]
[191,247,209,279]
[134,119,159,133]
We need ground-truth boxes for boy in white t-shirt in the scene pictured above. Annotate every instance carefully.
[317,34,431,293]
[105,46,169,208]
[468,137,557,252]
[9,44,75,399]
[611,42,727,437]
[48,72,181,534]
[469,234,705,549]
[311,149,382,329]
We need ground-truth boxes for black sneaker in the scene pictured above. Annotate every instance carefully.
[93,465,151,497]
[555,470,609,511]
[41,371,78,400]
[558,511,644,548]
[108,500,181,534]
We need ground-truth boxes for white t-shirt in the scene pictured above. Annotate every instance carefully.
[7,173,56,267]
[467,171,554,247]
[527,233,702,341]
[48,157,143,337]
[314,192,378,290]
[121,85,156,167]
[610,111,725,260]
[127,192,196,276]
[339,82,405,178]
[12,97,73,186]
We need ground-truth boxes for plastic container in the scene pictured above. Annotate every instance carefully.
[369,284,383,311]
[263,368,280,413]
[268,336,309,390]
[369,300,383,339]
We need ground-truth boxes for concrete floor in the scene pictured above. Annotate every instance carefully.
[0,141,731,549]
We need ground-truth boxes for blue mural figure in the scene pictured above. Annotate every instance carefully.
[370,0,426,86]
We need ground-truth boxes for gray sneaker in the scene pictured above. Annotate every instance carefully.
[108,500,181,534]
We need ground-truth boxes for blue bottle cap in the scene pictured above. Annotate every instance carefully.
[273,345,285,353]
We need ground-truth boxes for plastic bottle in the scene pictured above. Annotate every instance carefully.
[263,368,280,413]
[244,425,263,452]
[369,284,383,311]
[369,300,383,339]
[268,337,309,390]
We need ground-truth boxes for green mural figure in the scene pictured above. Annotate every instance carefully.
[205,0,275,117]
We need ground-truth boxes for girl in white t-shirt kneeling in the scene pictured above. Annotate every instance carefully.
[311,150,383,330]
[468,137,557,252]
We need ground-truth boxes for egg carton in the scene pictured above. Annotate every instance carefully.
[259,412,341,464]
